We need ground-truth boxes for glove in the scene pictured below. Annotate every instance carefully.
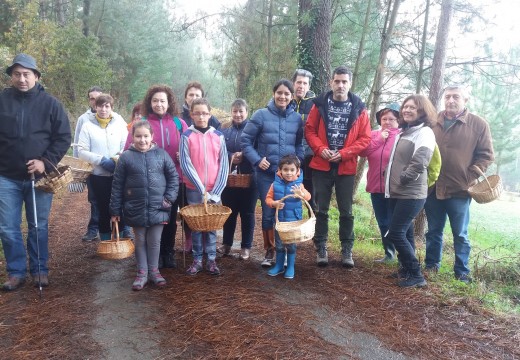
[100,156,116,173]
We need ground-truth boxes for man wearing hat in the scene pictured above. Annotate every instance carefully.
[0,53,71,290]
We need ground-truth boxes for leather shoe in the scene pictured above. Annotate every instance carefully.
[32,274,49,287]
[2,276,26,291]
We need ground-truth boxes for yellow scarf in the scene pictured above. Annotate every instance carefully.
[96,113,112,129]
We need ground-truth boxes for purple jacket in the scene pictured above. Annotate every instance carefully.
[124,113,187,182]
[359,127,400,194]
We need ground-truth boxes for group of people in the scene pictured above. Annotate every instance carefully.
[0,53,494,292]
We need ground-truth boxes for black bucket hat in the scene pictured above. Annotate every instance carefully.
[375,102,400,125]
[5,53,41,77]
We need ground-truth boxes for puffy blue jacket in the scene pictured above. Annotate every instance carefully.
[221,120,253,174]
[241,99,304,175]
[273,170,304,222]
[110,145,179,227]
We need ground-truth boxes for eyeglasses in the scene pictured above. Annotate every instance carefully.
[192,112,210,117]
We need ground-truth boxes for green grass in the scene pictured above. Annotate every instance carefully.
[344,184,520,315]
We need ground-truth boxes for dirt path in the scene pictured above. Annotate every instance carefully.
[0,190,519,359]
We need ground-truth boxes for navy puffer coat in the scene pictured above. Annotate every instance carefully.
[241,99,304,175]
[110,145,179,227]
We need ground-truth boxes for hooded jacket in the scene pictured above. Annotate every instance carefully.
[432,110,494,199]
[110,144,179,227]
[241,99,304,175]
[0,83,71,180]
[304,90,371,175]
[124,113,187,183]
[359,127,400,193]
[291,90,316,157]
[180,126,229,203]
[385,123,435,199]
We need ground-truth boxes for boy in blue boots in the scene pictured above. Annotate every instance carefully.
[265,155,311,279]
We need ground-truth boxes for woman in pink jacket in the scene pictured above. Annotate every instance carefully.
[359,103,400,262]
[124,85,188,269]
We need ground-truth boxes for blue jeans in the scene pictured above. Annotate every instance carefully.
[370,193,396,258]
[221,185,257,249]
[255,170,276,230]
[186,189,217,262]
[387,198,425,274]
[312,168,355,252]
[0,175,53,278]
[274,231,296,254]
[424,193,471,276]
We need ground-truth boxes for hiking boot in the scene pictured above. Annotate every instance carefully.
[455,273,473,284]
[81,230,99,242]
[398,275,427,288]
[217,244,232,256]
[132,270,147,291]
[148,268,166,287]
[316,247,328,267]
[32,273,49,287]
[206,260,221,275]
[239,248,250,260]
[388,267,408,279]
[2,276,25,291]
[186,260,203,276]
[341,250,355,268]
[261,248,275,268]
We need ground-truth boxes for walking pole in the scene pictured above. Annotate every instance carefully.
[30,173,43,299]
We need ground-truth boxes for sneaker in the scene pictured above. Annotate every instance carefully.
[456,273,473,284]
[316,247,328,267]
[81,231,99,242]
[239,248,250,260]
[341,251,355,268]
[424,265,439,274]
[2,276,25,291]
[206,260,221,275]
[132,270,148,291]
[398,275,427,288]
[32,274,49,287]
[217,245,232,256]
[148,268,166,287]
[186,260,203,276]
[261,248,275,268]
[388,267,408,279]
[374,256,395,263]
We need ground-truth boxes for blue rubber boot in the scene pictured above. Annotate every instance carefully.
[284,252,296,279]
[267,251,286,277]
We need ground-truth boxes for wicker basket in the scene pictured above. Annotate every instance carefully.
[179,193,232,231]
[227,154,252,188]
[35,158,73,194]
[59,155,93,182]
[467,165,503,204]
[97,222,135,260]
[275,194,316,244]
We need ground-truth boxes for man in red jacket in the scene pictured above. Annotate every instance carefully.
[304,66,371,268]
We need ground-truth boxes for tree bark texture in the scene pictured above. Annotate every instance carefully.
[297,0,332,94]
[429,0,454,109]
[83,0,91,36]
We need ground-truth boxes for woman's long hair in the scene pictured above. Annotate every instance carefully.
[142,85,179,117]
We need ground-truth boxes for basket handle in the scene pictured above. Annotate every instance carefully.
[274,193,315,225]
[111,221,120,243]
[229,154,241,174]
[471,165,492,191]
[40,157,61,174]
